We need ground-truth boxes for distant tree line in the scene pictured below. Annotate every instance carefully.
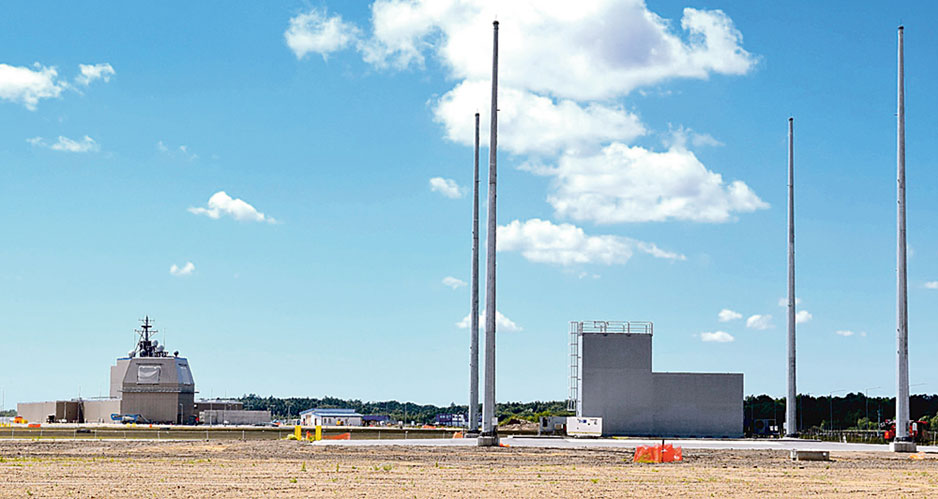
[0,409,15,417]
[746,393,938,431]
[238,394,569,424]
[241,393,938,430]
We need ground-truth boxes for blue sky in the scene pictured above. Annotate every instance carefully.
[1,1,937,410]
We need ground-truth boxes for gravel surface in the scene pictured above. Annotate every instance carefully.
[2,440,937,497]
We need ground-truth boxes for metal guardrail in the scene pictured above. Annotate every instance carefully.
[0,426,469,441]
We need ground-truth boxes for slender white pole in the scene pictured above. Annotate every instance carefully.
[481,20,499,443]
[896,25,910,441]
[786,117,797,437]
[469,112,480,434]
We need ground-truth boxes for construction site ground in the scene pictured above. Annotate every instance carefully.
[2,439,938,497]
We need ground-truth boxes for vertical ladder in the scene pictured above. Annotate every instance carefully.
[567,321,581,412]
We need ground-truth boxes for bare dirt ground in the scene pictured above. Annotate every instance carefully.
[1,439,937,497]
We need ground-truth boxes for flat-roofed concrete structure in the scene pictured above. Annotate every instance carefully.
[17,316,196,424]
[569,321,743,438]
[194,400,244,413]
[199,409,271,425]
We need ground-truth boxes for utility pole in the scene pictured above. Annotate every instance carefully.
[864,386,881,427]
[468,112,481,436]
[893,25,914,452]
[786,117,797,437]
[479,20,499,447]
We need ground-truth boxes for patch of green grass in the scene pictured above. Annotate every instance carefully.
[301,462,307,472]
[289,477,297,484]
[382,463,393,472]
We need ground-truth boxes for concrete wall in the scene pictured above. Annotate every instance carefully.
[121,356,195,423]
[83,399,122,423]
[652,373,743,437]
[194,401,244,412]
[199,410,271,425]
[121,391,195,424]
[579,333,742,437]
[17,401,56,423]
[109,359,130,399]
[580,334,655,433]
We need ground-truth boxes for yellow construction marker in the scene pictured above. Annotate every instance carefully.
[294,425,301,440]
[315,425,322,441]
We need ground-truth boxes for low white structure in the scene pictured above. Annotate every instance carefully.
[299,408,362,427]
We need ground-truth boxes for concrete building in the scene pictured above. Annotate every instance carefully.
[569,321,743,437]
[299,408,363,427]
[194,400,244,413]
[120,355,195,424]
[18,316,196,424]
[199,409,271,425]
[434,413,468,427]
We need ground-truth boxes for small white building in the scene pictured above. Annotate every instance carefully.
[299,408,363,427]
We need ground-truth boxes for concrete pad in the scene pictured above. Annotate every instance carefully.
[890,441,917,453]
[315,437,938,454]
[790,450,829,461]
[477,435,500,447]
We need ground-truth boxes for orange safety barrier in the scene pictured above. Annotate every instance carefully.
[633,444,682,463]
[27,423,41,428]
[322,432,351,440]
[452,432,464,439]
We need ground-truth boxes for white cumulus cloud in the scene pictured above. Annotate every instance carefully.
[285,8,361,60]
[0,63,66,110]
[835,330,854,337]
[75,63,115,86]
[434,80,645,156]
[442,276,466,289]
[356,1,755,99]
[718,309,742,322]
[429,177,464,199]
[533,143,767,224]
[457,309,521,332]
[298,1,763,228]
[169,261,195,277]
[28,135,99,153]
[701,331,734,343]
[497,218,684,266]
[188,191,276,224]
[925,281,938,290]
[746,314,772,330]
[795,310,812,324]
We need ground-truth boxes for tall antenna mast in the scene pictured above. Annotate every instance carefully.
[133,315,165,358]
[786,117,797,437]
[480,19,499,447]
[469,112,481,436]
[894,25,913,450]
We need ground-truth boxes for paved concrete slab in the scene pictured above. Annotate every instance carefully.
[313,436,938,454]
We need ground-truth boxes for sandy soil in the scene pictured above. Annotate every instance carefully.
[1,440,937,497]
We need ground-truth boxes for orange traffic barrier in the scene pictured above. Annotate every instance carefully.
[452,432,464,439]
[323,432,351,440]
[27,423,41,428]
[633,444,682,463]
